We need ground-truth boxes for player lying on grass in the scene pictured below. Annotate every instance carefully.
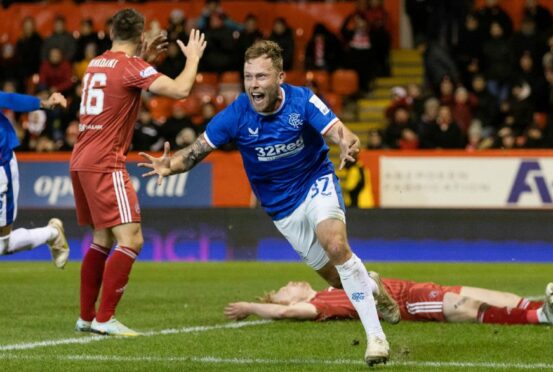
[0,91,70,268]
[225,272,553,325]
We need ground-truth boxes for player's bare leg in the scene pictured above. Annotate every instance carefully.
[316,262,342,288]
[91,223,143,336]
[459,287,523,308]
[316,218,389,367]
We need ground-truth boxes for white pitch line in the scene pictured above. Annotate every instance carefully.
[0,354,551,370]
[0,320,271,351]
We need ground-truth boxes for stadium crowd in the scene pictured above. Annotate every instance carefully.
[1,0,553,152]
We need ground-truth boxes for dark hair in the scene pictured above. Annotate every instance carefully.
[111,8,144,43]
[245,40,283,72]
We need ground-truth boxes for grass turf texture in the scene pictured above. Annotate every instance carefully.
[0,262,552,371]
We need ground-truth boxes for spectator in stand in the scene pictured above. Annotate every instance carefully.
[16,16,43,86]
[58,120,79,151]
[269,18,295,71]
[74,43,97,81]
[482,21,513,103]
[516,51,548,112]
[197,0,242,32]
[132,109,163,152]
[304,23,341,73]
[366,129,386,150]
[509,80,535,135]
[438,76,455,107]
[471,74,498,129]
[406,83,426,122]
[417,38,460,94]
[158,42,185,79]
[175,127,197,150]
[0,44,23,92]
[384,86,411,120]
[494,127,517,149]
[39,47,74,96]
[511,18,541,64]
[167,9,189,42]
[366,0,390,77]
[523,122,546,148]
[384,106,419,149]
[416,97,440,134]
[162,100,196,148]
[452,86,477,134]
[523,0,552,37]
[339,161,366,208]
[237,14,264,70]
[201,11,238,72]
[41,15,77,62]
[476,0,513,40]
[420,105,464,149]
[341,12,373,94]
[75,18,99,63]
[197,101,216,134]
[455,13,483,88]
[96,18,112,55]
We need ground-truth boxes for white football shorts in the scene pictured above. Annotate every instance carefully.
[273,173,346,270]
[0,153,19,227]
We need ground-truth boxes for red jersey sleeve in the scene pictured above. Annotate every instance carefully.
[309,288,358,321]
[121,57,162,90]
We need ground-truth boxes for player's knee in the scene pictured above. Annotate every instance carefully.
[0,234,10,255]
[322,236,349,263]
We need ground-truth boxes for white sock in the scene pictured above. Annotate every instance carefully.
[335,254,385,339]
[7,226,58,253]
[537,307,548,323]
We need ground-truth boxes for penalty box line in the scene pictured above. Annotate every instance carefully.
[0,354,551,370]
[0,319,272,352]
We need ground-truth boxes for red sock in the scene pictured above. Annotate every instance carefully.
[516,298,543,310]
[478,304,539,325]
[96,246,138,322]
[80,243,110,321]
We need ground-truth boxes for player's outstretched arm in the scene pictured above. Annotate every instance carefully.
[0,91,66,112]
[324,121,361,170]
[148,29,207,99]
[224,302,318,321]
[138,133,214,185]
[140,32,169,63]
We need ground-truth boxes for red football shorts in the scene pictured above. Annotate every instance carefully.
[403,282,462,321]
[71,170,141,229]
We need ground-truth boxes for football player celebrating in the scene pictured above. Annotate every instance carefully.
[139,40,392,366]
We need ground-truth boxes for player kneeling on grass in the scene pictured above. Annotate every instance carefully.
[140,40,393,367]
[0,91,69,268]
[224,273,553,326]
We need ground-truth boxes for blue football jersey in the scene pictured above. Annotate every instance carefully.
[0,92,40,165]
[205,84,339,220]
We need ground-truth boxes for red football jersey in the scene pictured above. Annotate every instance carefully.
[310,287,358,321]
[70,50,162,172]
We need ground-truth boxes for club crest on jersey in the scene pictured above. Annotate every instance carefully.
[248,127,259,137]
[288,113,303,129]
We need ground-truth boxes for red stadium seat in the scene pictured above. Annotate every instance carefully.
[195,72,219,85]
[174,96,202,117]
[148,96,175,123]
[331,69,359,96]
[306,70,330,91]
[191,82,219,103]
[220,71,241,84]
[323,91,342,115]
[284,70,307,86]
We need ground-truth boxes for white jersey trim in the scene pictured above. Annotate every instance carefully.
[321,117,339,136]
[203,133,217,149]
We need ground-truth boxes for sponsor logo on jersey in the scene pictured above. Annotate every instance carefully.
[79,123,103,132]
[248,127,259,137]
[309,94,330,115]
[254,136,304,162]
[288,113,303,129]
[140,66,158,78]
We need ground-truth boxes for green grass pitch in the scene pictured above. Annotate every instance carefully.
[0,261,552,371]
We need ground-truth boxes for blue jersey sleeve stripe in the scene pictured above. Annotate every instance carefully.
[321,117,339,136]
[203,133,218,149]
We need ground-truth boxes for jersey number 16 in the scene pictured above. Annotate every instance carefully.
[80,73,106,116]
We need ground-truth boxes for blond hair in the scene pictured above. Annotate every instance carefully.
[244,40,284,72]
[258,290,277,304]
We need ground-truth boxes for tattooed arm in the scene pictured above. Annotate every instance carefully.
[138,133,214,185]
